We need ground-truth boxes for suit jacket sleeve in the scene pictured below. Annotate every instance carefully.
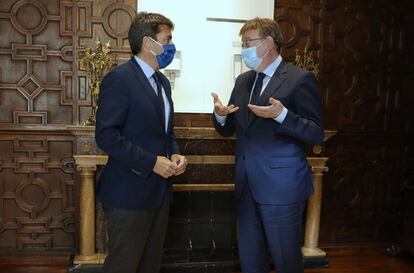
[170,130,180,155]
[95,69,157,176]
[276,72,324,145]
[212,111,236,137]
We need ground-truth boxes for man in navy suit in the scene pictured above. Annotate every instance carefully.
[95,12,187,273]
[212,17,323,273]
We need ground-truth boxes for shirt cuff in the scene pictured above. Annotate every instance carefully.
[214,112,227,126]
[274,107,288,123]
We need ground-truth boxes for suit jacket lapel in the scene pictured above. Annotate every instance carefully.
[247,60,288,128]
[257,60,288,106]
[128,58,164,127]
[240,71,256,130]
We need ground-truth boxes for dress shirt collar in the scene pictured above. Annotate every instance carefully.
[262,54,282,78]
[133,55,155,79]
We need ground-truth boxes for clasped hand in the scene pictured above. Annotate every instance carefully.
[153,154,187,179]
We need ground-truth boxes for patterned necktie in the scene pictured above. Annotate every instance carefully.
[152,72,166,129]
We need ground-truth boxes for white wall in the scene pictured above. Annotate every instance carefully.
[137,0,274,113]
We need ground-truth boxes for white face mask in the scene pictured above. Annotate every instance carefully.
[241,40,272,70]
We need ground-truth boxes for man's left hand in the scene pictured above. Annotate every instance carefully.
[171,154,187,176]
[248,97,284,119]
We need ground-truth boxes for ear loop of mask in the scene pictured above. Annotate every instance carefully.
[147,36,164,56]
[258,38,274,59]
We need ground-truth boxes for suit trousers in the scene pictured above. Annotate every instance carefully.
[102,198,170,273]
[237,183,305,273]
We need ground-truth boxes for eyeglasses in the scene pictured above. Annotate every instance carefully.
[241,37,264,48]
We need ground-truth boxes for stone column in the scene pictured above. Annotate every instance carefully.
[73,155,108,264]
[302,157,329,257]
[75,165,99,263]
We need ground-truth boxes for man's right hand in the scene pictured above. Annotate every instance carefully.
[211,92,239,116]
[153,156,178,179]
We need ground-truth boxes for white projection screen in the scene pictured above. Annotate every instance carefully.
[137,0,274,113]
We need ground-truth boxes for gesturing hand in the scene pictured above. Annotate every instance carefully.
[153,156,178,179]
[211,92,239,116]
[248,97,284,119]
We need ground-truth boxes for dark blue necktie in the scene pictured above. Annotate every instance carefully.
[248,72,265,122]
[250,72,266,105]
[152,72,166,129]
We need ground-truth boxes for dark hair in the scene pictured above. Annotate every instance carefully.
[239,17,283,52]
[128,12,174,55]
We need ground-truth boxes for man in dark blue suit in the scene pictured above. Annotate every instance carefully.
[95,12,187,273]
[212,17,323,273]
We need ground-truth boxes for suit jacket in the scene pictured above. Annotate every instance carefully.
[214,60,324,204]
[95,57,180,209]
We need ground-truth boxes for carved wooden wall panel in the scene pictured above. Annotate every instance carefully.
[0,0,136,127]
[0,0,136,254]
[321,134,413,244]
[275,0,414,245]
[0,132,76,252]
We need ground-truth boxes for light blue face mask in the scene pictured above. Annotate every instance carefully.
[241,40,271,70]
[241,46,263,70]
